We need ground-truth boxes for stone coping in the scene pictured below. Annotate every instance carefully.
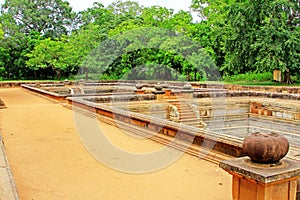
[22,84,67,98]
[67,96,243,147]
[0,81,65,88]
[2,81,300,93]
[83,94,156,103]
[194,91,300,100]
[220,157,300,184]
[22,84,300,102]
[0,135,20,200]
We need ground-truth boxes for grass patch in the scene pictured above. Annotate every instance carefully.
[223,72,272,82]
[223,72,300,86]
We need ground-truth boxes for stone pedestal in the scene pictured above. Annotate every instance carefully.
[181,90,194,99]
[164,89,172,97]
[220,157,300,200]
[152,91,166,101]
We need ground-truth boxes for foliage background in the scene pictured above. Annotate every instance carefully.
[0,0,299,83]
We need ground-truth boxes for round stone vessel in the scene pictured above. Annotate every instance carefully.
[154,83,163,91]
[135,83,143,90]
[242,132,289,164]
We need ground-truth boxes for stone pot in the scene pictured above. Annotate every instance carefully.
[162,83,169,88]
[183,83,192,90]
[64,79,70,86]
[154,83,163,91]
[242,132,289,164]
[135,83,143,90]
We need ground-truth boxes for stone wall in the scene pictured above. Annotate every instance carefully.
[225,85,300,94]
[190,82,300,94]
[250,100,300,120]
[3,81,300,95]
[0,81,63,88]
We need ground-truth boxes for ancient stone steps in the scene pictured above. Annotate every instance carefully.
[164,100,205,128]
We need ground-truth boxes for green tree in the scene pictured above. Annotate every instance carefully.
[84,27,218,81]
[0,23,6,77]
[141,6,174,28]
[0,0,78,79]
[26,37,70,79]
[68,23,108,80]
[223,0,300,83]
[107,0,143,17]
[0,23,3,39]
[78,2,114,28]
[0,31,35,79]
[1,0,77,37]
[191,0,235,69]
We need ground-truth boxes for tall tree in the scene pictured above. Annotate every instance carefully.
[26,37,71,79]
[191,0,235,68]
[1,0,77,37]
[78,2,114,28]
[0,23,6,77]
[141,6,174,28]
[223,0,300,83]
[68,23,108,80]
[107,0,143,17]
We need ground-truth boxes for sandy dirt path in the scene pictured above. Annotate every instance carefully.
[0,88,231,200]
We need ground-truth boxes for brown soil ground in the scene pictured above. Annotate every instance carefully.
[0,88,231,200]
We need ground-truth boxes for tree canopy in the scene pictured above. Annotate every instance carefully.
[222,0,300,83]
[0,0,299,83]
[1,0,76,37]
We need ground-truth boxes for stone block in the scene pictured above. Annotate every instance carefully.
[275,111,283,118]
[220,157,300,200]
[283,112,293,119]
[297,112,300,120]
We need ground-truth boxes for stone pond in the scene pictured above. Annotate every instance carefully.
[20,81,300,161]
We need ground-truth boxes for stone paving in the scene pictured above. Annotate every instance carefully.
[0,135,19,200]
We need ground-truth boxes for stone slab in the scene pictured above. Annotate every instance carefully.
[0,135,19,200]
[220,157,300,184]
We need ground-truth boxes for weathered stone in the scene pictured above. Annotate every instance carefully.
[162,83,169,88]
[242,132,289,164]
[220,157,300,184]
[168,105,180,123]
[135,83,143,90]
[154,83,163,91]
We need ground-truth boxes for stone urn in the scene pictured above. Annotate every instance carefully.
[242,132,289,164]
[154,83,163,91]
[135,83,143,90]
[162,83,169,89]
[183,83,192,90]
[64,79,70,86]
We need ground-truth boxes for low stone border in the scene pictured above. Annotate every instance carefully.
[68,96,244,157]
[0,135,20,200]
[0,81,64,88]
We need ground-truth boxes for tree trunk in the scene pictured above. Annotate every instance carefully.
[85,66,89,81]
[56,69,61,80]
[282,70,293,84]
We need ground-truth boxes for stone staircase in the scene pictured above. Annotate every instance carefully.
[167,99,206,129]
